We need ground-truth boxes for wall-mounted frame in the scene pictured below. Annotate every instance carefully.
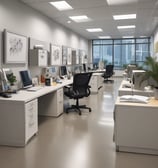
[62,46,68,65]
[50,44,62,65]
[4,29,27,64]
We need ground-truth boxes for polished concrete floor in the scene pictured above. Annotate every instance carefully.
[0,77,158,168]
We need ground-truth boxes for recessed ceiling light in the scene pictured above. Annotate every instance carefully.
[98,36,111,39]
[122,36,134,38]
[69,15,91,23]
[67,20,71,24]
[139,36,147,38]
[107,0,137,5]
[86,28,103,32]
[113,14,136,20]
[49,1,73,11]
[117,25,136,29]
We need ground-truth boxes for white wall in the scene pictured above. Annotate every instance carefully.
[0,0,89,85]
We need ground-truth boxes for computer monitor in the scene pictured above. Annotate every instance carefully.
[20,70,33,89]
[60,66,67,77]
[132,70,148,90]
[126,64,137,78]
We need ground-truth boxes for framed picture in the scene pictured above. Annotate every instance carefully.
[50,44,62,65]
[4,30,27,64]
[67,47,72,65]
[62,46,68,65]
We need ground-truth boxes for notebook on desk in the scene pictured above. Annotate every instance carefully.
[26,86,43,92]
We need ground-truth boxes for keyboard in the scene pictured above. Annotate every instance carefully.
[27,86,43,92]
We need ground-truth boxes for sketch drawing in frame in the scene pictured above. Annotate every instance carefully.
[4,29,27,64]
[67,47,72,65]
[50,44,62,65]
[62,46,68,65]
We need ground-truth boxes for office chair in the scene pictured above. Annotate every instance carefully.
[64,72,92,115]
[102,64,114,83]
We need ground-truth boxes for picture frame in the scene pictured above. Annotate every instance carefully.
[50,44,62,65]
[4,29,27,64]
[62,46,68,65]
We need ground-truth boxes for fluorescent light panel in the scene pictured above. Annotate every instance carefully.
[122,36,134,38]
[113,14,136,20]
[69,15,91,23]
[117,25,136,29]
[98,36,111,39]
[107,0,137,5]
[86,28,103,32]
[49,1,73,11]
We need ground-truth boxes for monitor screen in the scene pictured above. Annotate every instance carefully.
[60,66,67,76]
[20,70,32,88]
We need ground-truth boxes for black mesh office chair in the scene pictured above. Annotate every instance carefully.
[102,65,114,83]
[64,72,92,115]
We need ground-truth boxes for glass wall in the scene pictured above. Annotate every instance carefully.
[92,38,150,69]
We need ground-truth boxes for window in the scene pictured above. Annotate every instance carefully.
[92,38,150,69]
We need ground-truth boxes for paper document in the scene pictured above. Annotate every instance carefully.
[120,95,150,103]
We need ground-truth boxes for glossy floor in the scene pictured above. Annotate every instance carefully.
[0,77,158,168]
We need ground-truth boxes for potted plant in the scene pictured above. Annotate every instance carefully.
[142,56,158,99]
[6,73,17,90]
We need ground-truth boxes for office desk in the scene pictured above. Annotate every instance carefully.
[114,97,158,155]
[118,79,154,97]
[89,72,103,93]
[0,78,73,147]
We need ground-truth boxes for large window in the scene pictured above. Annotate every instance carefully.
[92,38,150,69]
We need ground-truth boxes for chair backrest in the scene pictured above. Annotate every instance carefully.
[73,72,92,97]
[105,65,114,75]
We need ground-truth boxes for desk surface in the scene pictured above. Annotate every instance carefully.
[115,96,158,107]
[0,78,73,103]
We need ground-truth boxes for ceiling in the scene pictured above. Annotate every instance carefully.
[21,0,158,39]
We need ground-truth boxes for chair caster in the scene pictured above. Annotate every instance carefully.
[89,109,92,112]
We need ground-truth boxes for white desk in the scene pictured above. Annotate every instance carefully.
[118,79,154,97]
[114,97,158,155]
[89,72,103,93]
[0,78,73,147]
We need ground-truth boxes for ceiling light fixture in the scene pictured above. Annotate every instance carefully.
[117,25,136,29]
[113,14,136,20]
[86,28,103,32]
[69,15,91,23]
[122,36,134,38]
[98,36,111,39]
[107,0,137,5]
[49,1,73,11]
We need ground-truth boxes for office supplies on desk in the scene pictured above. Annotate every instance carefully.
[26,86,43,92]
[0,92,12,98]
[120,95,150,103]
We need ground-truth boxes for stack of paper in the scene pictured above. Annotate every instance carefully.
[120,95,150,103]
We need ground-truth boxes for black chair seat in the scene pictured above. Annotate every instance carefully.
[102,65,114,83]
[64,72,92,115]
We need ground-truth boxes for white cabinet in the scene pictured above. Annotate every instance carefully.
[0,99,38,147]
[38,88,64,117]
[114,97,158,155]
[29,49,48,67]
[89,73,103,93]
[25,99,38,143]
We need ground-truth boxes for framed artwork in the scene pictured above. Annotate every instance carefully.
[67,47,72,65]
[4,30,27,64]
[62,46,68,65]
[50,44,62,65]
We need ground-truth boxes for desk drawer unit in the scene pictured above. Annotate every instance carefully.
[38,88,64,117]
[25,99,38,143]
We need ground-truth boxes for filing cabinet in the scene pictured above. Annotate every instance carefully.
[38,88,64,117]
